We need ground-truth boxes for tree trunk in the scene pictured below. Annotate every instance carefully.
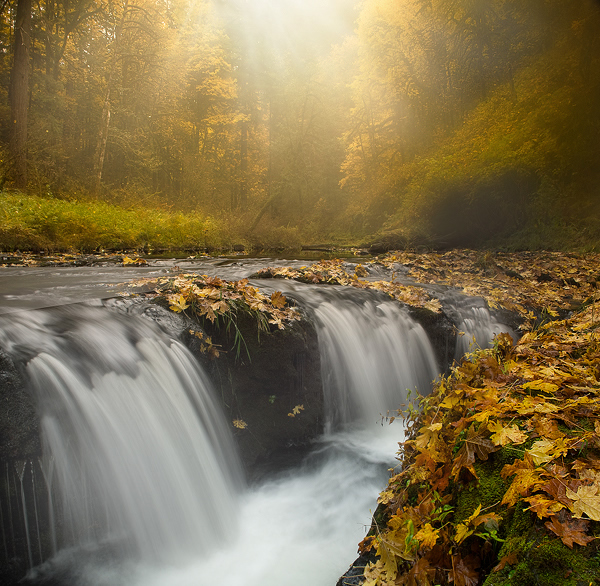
[92,0,129,194]
[238,118,248,208]
[10,0,32,189]
[93,85,111,194]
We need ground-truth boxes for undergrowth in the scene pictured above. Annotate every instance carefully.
[0,191,234,253]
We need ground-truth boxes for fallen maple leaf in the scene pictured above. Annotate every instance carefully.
[407,556,437,585]
[270,290,287,309]
[488,421,528,446]
[454,522,475,545]
[527,438,557,466]
[501,455,542,506]
[492,552,518,572]
[452,555,480,586]
[566,484,600,521]
[523,379,560,393]
[524,495,564,519]
[544,515,595,548]
[168,293,189,313]
[415,523,440,549]
[415,423,443,451]
[451,426,498,479]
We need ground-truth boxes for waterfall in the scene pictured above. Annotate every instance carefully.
[122,284,441,586]
[0,305,242,575]
[440,294,516,359]
[270,284,440,430]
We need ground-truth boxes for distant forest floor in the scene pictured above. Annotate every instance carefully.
[2,191,600,258]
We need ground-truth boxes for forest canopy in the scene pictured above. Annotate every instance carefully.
[1,0,599,251]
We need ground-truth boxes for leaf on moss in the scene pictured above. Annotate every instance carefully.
[527,438,557,466]
[544,515,595,548]
[524,495,565,519]
[501,455,542,506]
[454,522,475,545]
[488,421,528,446]
[492,552,518,572]
[565,484,600,521]
[451,426,498,480]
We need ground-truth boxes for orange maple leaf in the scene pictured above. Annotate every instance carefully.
[493,551,518,572]
[544,515,595,548]
[451,425,498,480]
[523,495,564,519]
[270,290,287,309]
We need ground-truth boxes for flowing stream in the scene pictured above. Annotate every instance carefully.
[0,261,512,585]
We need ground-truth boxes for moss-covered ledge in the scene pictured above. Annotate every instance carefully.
[340,301,600,586]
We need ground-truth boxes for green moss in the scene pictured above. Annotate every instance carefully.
[484,530,600,586]
[454,452,510,525]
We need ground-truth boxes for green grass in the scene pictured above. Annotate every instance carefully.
[0,192,233,253]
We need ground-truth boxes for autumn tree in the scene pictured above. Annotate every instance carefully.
[9,0,31,188]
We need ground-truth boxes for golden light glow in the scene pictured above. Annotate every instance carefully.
[212,0,357,73]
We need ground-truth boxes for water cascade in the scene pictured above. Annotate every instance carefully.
[0,271,508,586]
[444,296,516,358]
[276,284,440,430]
[0,306,242,581]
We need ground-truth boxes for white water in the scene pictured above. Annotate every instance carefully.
[306,289,440,429]
[451,301,516,358]
[1,307,242,571]
[1,289,441,586]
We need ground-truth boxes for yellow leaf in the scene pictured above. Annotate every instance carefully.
[488,421,528,446]
[232,419,247,429]
[527,438,556,466]
[415,424,441,450]
[270,291,287,309]
[465,504,483,525]
[122,256,147,266]
[415,523,439,548]
[440,393,462,409]
[566,484,600,521]
[168,294,189,313]
[454,523,474,544]
[522,380,559,394]
[287,404,305,417]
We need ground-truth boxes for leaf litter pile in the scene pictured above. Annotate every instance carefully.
[254,259,442,313]
[342,250,600,586]
[126,273,300,360]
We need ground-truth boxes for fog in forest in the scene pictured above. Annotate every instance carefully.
[1,0,599,251]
